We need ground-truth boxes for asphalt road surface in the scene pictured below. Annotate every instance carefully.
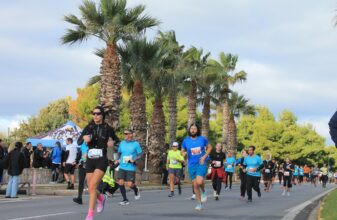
[0,183,335,220]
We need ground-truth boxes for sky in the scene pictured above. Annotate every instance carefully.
[0,0,336,145]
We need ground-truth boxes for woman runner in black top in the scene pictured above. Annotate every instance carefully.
[237,149,248,201]
[209,143,226,200]
[282,158,294,196]
[78,106,119,220]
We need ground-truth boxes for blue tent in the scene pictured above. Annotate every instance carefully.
[26,121,82,148]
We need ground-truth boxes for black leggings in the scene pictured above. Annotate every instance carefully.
[77,165,86,199]
[212,172,222,195]
[240,173,247,197]
[278,172,283,184]
[283,176,292,188]
[225,172,233,189]
[246,175,261,201]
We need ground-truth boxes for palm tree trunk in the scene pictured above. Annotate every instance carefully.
[222,99,230,150]
[100,43,121,130]
[130,80,147,185]
[187,80,197,128]
[201,93,211,138]
[148,97,166,184]
[227,116,237,152]
[168,92,177,145]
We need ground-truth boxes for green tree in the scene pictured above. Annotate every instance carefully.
[61,0,159,129]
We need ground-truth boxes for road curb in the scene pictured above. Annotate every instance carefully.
[282,187,336,220]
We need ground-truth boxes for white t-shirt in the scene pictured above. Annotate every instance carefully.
[66,144,78,164]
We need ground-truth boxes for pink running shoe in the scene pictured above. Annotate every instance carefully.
[97,194,107,213]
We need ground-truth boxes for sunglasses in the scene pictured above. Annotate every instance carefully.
[92,112,102,116]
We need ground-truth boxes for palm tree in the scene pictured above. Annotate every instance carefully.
[182,47,210,128]
[198,61,223,138]
[210,53,247,148]
[156,31,184,145]
[61,0,159,129]
[119,38,161,184]
[227,92,255,151]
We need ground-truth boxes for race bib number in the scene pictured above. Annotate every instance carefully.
[265,169,270,173]
[227,165,233,169]
[171,160,178,165]
[123,156,133,164]
[88,149,103,159]
[191,147,201,156]
[214,161,221,168]
[284,171,290,176]
[248,167,255,173]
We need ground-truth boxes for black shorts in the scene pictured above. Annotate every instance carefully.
[86,157,108,173]
[117,169,136,183]
[51,163,60,172]
[65,164,76,174]
[304,173,309,178]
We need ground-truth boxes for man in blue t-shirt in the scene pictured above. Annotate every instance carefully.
[243,146,263,203]
[116,129,143,206]
[182,124,212,211]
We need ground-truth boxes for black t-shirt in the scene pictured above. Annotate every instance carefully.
[263,160,275,175]
[283,163,295,176]
[78,122,120,153]
[210,150,226,168]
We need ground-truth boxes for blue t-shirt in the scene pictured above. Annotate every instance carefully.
[182,136,209,166]
[118,140,142,171]
[80,143,89,162]
[243,154,263,177]
[299,168,304,176]
[225,157,236,173]
[293,166,299,176]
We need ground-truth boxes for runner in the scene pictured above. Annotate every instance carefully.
[303,164,311,183]
[292,164,299,186]
[262,153,274,192]
[236,149,248,201]
[167,142,184,197]
[243,146,263,203]
[99,159,120,197]
[320,164,328,188]
[209,143,226,201]
[78,106,119,220]
[271,159,277,188]
[224,150,235,191]
[73,142,89,205]
[282,158,294,196]
[311,166,320,187]
[181,124,212,211]
[277,162,284,185]
[298,165,304,186]
[116,129,142,206]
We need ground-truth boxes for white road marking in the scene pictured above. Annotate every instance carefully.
[6,212,74,220]
[281,186,336,220]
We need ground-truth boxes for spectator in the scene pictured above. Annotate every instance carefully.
[22,142,33,168]
[51,142,62,183]
[5,142,25,198]
[64,138,77,190]
[57,146,66,183]
[33,143,44,168]
[42,148,52,168]
[0,139,5,183]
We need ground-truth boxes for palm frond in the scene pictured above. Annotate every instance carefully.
[87,75,101,86]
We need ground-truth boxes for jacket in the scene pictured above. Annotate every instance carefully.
[51,147,62,164]
[6,148,25,176]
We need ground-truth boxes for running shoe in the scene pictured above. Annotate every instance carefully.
[190,194,196,200]
[213,191,217,197]
[201,191,207,203]
[194,203,203,211]
[215,196,219,201]
[168,193,175,197]
[85,215,93,220]
[246,199,252,203]
[282,190,286,196]
[119,200,130,206]
[134,187,140,200]
[97,194,107,213]
[73,197,83,205]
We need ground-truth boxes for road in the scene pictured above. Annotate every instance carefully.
[0,183,335,220]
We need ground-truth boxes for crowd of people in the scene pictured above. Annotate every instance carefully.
[1,107,337,220]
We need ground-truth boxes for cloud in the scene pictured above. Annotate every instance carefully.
[0,115,29,134]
